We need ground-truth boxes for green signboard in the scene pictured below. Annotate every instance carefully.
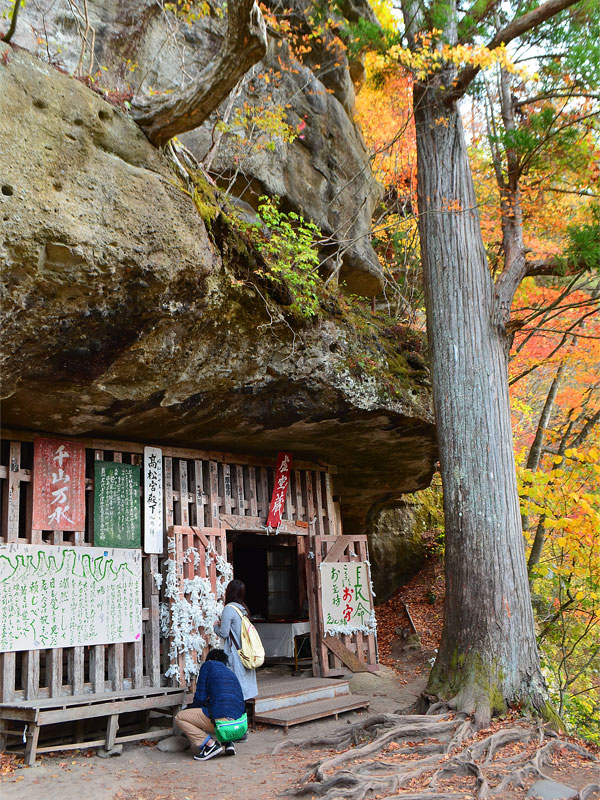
[93,461,141,548]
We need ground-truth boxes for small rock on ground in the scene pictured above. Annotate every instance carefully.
[156,735,190,752]
[527,778,578,799]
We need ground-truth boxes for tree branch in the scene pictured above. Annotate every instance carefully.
[457,0,502,41]
[448,0,584,101]
[131,0,267,147]
[2,0,22,44]
[515,91,600,108]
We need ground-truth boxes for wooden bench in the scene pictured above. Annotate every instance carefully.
[0,686,186,765]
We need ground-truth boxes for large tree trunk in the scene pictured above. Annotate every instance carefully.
[413,82,550,726]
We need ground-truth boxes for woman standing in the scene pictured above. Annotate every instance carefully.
[214,579,258,702]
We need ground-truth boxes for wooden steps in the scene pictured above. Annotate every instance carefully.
[254,694,371,733]
[251,675,369,732]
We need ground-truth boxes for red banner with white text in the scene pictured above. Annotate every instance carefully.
[266,452,293,530]
[32,437,86,531]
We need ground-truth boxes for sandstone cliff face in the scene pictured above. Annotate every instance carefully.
[0,42,435,533]
[7,0,383,295]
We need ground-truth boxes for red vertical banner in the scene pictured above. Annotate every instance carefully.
[266,452,293,530]
[32,437,86,531]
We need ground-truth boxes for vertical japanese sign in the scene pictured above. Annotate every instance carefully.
[94,461,141,548]
[0,542,141,652]
[320,562,376,634]
[143,446,163,554]
[32,438,86,531]
[266,452,292,530]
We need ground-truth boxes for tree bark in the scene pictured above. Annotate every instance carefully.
[131,0,267,147]
[412,78,549,726]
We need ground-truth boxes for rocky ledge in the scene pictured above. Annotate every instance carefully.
[0,44,436,531]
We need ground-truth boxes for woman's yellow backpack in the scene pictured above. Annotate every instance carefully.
[230,605,265,669]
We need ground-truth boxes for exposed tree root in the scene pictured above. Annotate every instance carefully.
[277,710,598,800]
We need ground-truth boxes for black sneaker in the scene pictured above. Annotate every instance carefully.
[224,742,236,756]
[193,741,224,761]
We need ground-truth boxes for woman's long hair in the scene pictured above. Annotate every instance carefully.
[224,579,250,615]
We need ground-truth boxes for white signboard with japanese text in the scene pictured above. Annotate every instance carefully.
[143,446,164,554]
[0,543,142,653]
[320,561,376,635]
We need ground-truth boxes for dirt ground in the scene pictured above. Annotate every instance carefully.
[2,663,599,800]
[1,667,428,800]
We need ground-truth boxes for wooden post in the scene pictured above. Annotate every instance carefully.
[179,459,189,526]
[164,457,174,529]
[191,460,205,527]
[24,723,40,766]
[48,649,63,697]
[0,652,16,702]
[24,651,40,700]
[105,714,119,750]
[208,462,219,527]
[235,465,245,516]
[305,534,322,677]
[143,554,161,687]
[4,441,21,540]
[248,466,258,516]
[314,472,324,536]
[69,647,84,695]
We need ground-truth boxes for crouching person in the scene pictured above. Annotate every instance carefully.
[176,648,248,761]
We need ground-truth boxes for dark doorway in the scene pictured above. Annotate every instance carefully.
[228,532,305,621]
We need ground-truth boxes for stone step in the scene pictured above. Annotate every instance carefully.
[253,677,350,713]
[254,694,370,732]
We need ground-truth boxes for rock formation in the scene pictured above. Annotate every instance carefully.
[0,39,435,533]
[7,0,383,294]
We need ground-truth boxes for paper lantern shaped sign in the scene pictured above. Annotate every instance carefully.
[266,452,292,531]
[32,437,86,531]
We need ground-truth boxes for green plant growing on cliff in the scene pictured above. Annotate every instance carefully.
[251,196,322,318]
[1,0,23,44]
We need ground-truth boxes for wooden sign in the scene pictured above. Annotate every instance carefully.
[143,446,163,554]
[94,461,141,548]
[320,561,375,635]
[32,437,86,531]
[266,452,292,531]
[0,542,142,652]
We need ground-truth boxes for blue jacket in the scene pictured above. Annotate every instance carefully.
[191,660,245,721]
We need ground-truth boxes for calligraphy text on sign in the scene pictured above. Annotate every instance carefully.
[266,452,292,529]
[32,438,86,531]
[0,543,142,652]
[320,562,374,632]
[94,461,141,548]
[143,446,164,554]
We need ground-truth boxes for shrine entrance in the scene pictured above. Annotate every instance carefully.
[225,529,379,677]
[228,531,310,668]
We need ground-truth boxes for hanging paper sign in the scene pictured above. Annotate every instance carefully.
[32,438,86,531]
[320,562,376,635]
[266,452,292,530]
[94,461,141,548]
[143,446,163,554]
[0,542,142,652]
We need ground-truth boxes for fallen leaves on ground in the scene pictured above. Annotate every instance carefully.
[376,553,445,677]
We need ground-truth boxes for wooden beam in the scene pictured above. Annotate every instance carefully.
[0,428,331,473]
[323,636,378,673]
[218,514,309,535]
